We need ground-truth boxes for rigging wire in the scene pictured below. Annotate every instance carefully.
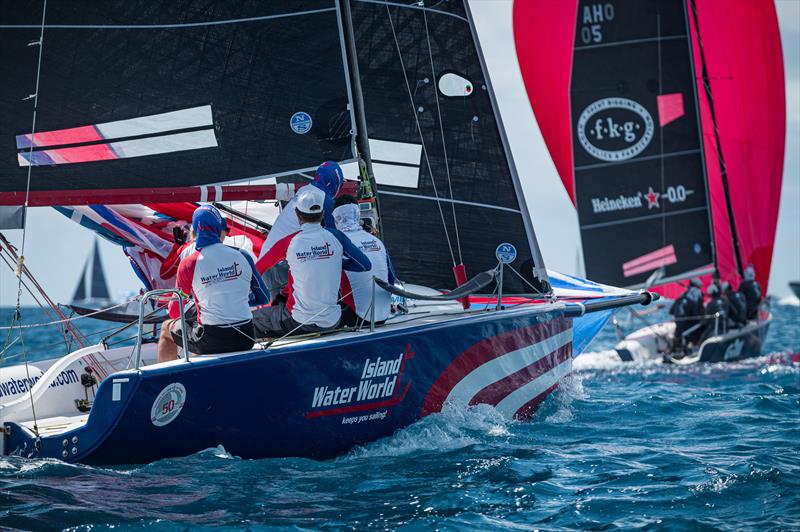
[14,0,48,316]
[384,2,457,267]
[422,8,463,266]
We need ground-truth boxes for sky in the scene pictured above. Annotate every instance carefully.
[0,0,797,308]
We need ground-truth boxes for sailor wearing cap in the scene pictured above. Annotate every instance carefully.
[157,204,269,363]
[258,161,346,301]
[253,186,371,338]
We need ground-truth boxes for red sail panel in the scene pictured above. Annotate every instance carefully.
[512,0,578,204]
[688,0,785,292]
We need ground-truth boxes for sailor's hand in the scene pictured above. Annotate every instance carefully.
[173,226,189,245]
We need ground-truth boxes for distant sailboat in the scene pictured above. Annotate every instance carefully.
[790,282,800,300]
[71,239,111,306]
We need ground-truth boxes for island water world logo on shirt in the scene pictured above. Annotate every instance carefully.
[290,111,313,134]
[577,97,654,161]
[151,383,187,427]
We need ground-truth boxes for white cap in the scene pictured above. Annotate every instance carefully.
[295,186,326,215]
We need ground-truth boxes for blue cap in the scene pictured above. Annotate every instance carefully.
[192,205,226,249]
[313,161,345,197]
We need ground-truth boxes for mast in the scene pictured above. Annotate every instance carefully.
[338,0,383,232]
[688,0,744,278]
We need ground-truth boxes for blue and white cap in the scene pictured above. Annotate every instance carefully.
[295,186,326,215]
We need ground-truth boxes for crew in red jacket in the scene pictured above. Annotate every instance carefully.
[157,205,268,363]
[253,187,370,338]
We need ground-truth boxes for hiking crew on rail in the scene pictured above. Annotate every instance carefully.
[252,186,371,337]
[157,204,269,363]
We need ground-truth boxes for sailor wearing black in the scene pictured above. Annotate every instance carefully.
[738,265,762,320]
[722,281,747,327]
[702,283,729,340]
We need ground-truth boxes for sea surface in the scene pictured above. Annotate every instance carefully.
[0,300,797,530]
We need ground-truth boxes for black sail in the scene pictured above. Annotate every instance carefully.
[347,0,547,293]
[89,240,111,300]
[570,0,714,288]
[71,259,88,303]
[0,1,355,200]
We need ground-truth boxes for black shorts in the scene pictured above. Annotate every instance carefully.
[170,319,255,354]
[339,305,385,328]
[252,304,337,339]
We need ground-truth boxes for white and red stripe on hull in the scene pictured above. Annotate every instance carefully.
[422,318,573,420]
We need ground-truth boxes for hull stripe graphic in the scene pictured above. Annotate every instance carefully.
[444,329,572,407]
[469,343,572,407]
[421,318,571,416]
[498,355,572,419]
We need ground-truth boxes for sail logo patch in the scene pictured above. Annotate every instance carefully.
[150,383,186,427]
[590,186,695,214]
[577,98,654,162]
[290,112,313,134]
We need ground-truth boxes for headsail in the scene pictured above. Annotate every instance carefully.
[0,1,356,205]
[347,0,548,293]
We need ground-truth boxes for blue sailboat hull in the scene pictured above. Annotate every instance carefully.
[5,305,587,464]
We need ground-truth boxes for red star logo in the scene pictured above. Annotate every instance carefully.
[645,187,660,209]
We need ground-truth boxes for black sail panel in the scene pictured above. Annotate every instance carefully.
[0,1,354,199]
[349,0,543,292]
[570,0,714,288]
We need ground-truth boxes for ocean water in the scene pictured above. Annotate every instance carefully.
[0,301,797,530]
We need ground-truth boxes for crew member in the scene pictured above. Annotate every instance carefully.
[258,161,345,301]
[722,281,747,327]
[669,290,691,352]
[157,205,269,363]
[332,196,396,327]
[738,264,762,320]
[702,283,729,339]
[252,187,370,338]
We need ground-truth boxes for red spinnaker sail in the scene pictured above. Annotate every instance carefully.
[513,0,785,294]
[687,0,785,293]
[512,0,578,204]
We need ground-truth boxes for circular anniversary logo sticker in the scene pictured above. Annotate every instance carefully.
[150,383,187,427]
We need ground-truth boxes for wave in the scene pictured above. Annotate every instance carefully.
[345,403,515,460]
[776,295,800,307]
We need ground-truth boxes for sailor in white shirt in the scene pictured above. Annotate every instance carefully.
[332,196,396,327]
[258,161,345,301]
[253,187,371,338]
